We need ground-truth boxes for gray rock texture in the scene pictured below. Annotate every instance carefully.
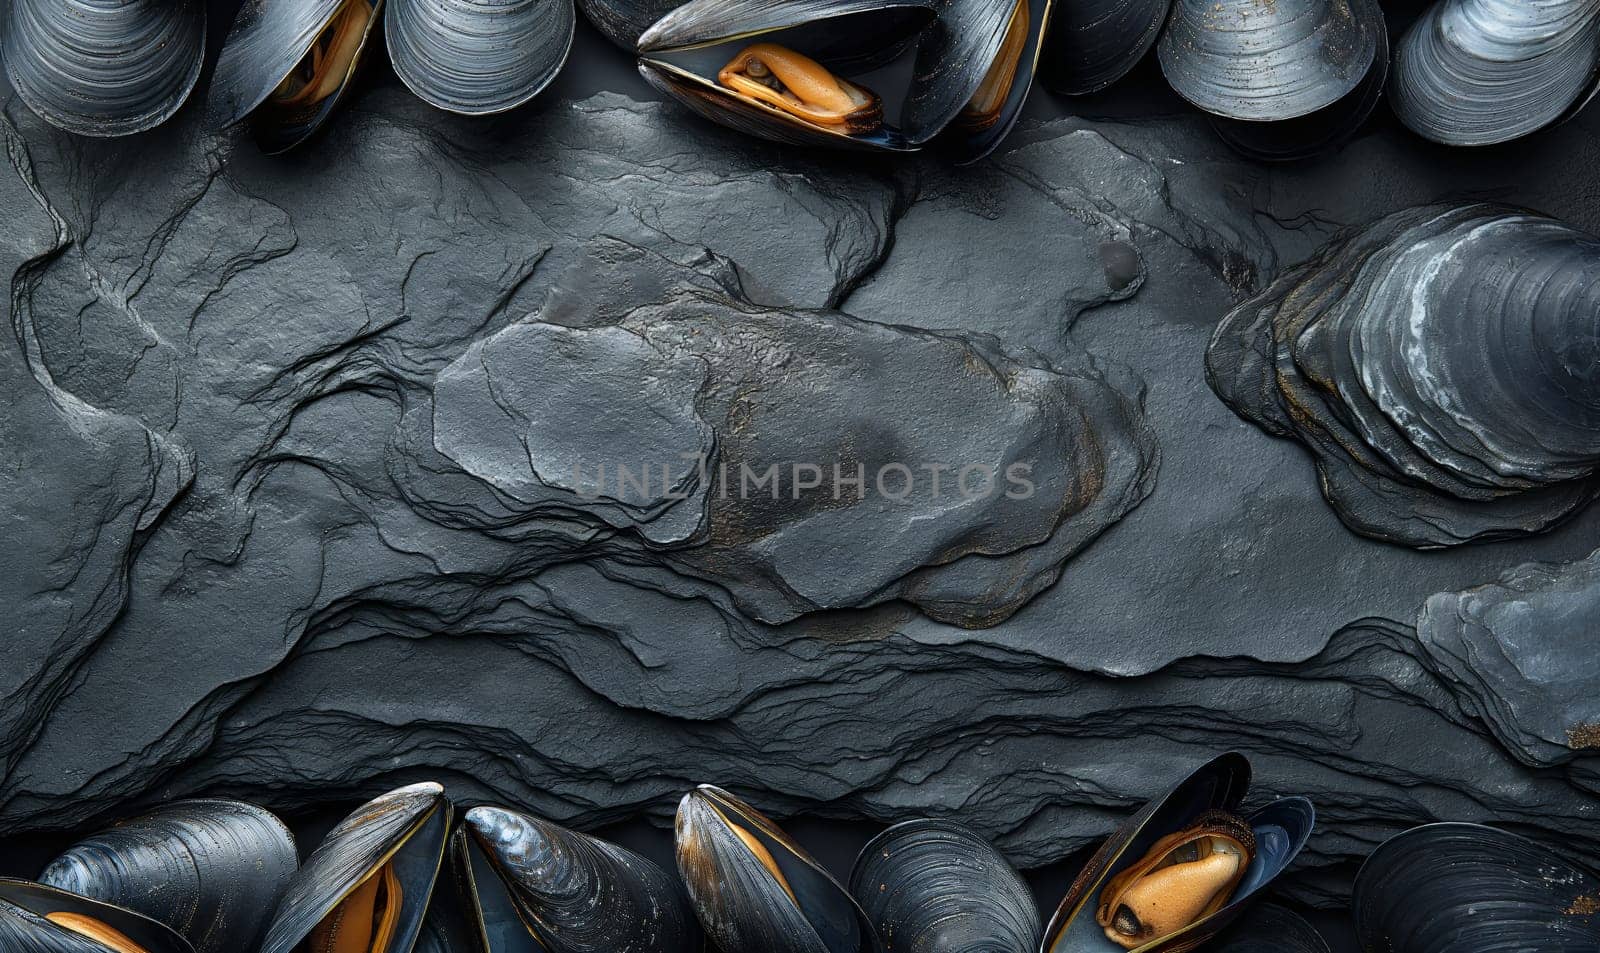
[2,62,1599,908]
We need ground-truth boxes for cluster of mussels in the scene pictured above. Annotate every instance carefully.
[1206,201,1600,549]
[0,755,1303,953]
[5,754,1594,952]
[8,0,1600,158]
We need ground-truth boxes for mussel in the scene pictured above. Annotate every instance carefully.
[1352,823,1600,952]
[1391,0,1600,146]
[1211,903,1330,953]
[1156,0,1388,160]
[258,782,452,953]
[209,0,574,153]
[454,805,703,952]
[847,819,1039,953]
[675,784,880,953]
[636,0,1048,159]
[38,800,298,953]
[1040,753,1315,952]
[2,0,206,137]
[0,878,193,953]
[1206,203,1600,548]
[1040,0,1170,96]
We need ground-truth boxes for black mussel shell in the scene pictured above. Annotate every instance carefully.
[581,0,685,49]
[636,0,934,152]
[907,0,1052,162]
[386,0,576,115]
[1209,3,1389,162]
[1206,202,1600,547]
[1040,0,1170,96]
[38,800,297,953]
[1391,0,1600,146]
[258,782,453,953]
[848,819,1039,953]
[1157,0,1381,122]
[1211,903,1331,953]
[1040,753,1315,953]
[676,784,881,953]
[208,0,385,154]
[0,879,194,953]
[3,0,205,137]
[1352,823,1600,953]
[456,805,703,953]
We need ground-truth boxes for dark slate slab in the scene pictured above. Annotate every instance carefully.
[2,63,1599,909]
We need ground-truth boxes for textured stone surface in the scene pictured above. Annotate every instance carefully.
[2,46,1600,914]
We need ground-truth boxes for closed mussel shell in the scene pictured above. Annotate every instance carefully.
[0,879,194,953]
[455,805,702,953]
[38,800,297,953]
[386,0,576,115]
[3,0,205,137]
[258,781,453,953]
[1157,0,1380,122]
[1211,903,1330,953]
[847,819,1038,953]
[676,784,880,953]
[1390,0,1600,146]
[209,0,385,153]
[1352,823,1600,953]
[1208,0,1388,162]
[1040,753,1315,953]
[1040,0,1170,96]
[580,0,685,48]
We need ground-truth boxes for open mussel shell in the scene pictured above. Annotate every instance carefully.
[38,800,297,953]
[904,0,1053,161]
[1040,0,1169,96]
[637,0,933,152]
[454,805,703,953]
[676,784,881,953]
[259,782,452,953]
[208,0,385,153]
[1157,0,1381,122]
[1391,0,1600,146]
[3,0,205,138]
[386,0,576,115]
[0,879,194,953]
[1211,903,1330,953]
[1040,753,1315,953]
[1209,6,1389,162]
[1352,823,1600,952]
[847,819,1039,953]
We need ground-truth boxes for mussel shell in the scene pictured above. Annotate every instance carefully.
[676,784,880,953]
[1352,823,1600,953]
[1040,753,1315,953]
[0,879,194,953]
[208,0,385,153]
[580,0,683,49]
[258,781,453,953]
[1211,904,1330,953]
[1209,5,1389,162]
[386,0,576,115]
[1390,0,1600,146]
[38,800,297,953]
[908,0,1052,161]
[456,805,703,953]
[637,0,933,151]
[1040,0,1170,96]
[1207,202,1600,546]
[847,819,1038,953]
[636,60,915,152]
[1157,0,1381,121]
[3,0,205,137]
